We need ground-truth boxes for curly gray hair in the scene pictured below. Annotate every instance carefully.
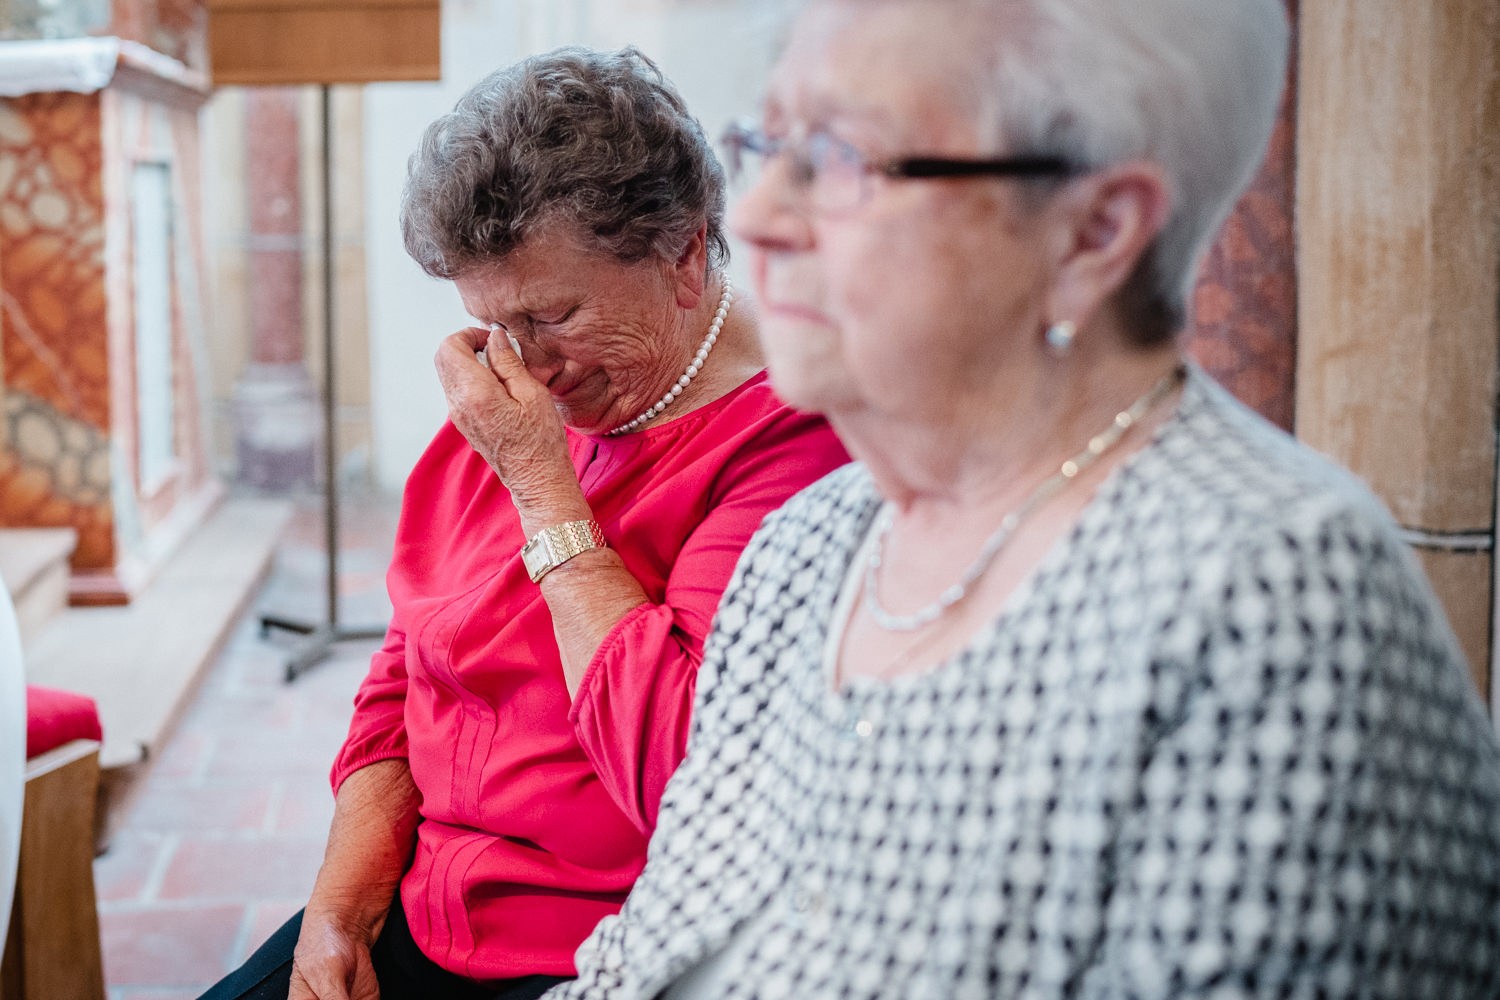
[401,46,729,279]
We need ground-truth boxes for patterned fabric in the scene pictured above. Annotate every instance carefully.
[552,366,1500,999]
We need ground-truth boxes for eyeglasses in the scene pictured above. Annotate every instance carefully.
[719,118,1078,215]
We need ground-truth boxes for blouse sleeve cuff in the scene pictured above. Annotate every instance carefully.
[330,747,409,797]
[568,601,656,727]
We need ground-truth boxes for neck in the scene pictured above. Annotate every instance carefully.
[608,273,764,435]
[675,276,766,407]
[837,342,1185,519]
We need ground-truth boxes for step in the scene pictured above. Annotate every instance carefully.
[0,527,77,648]
[23,497,291,770]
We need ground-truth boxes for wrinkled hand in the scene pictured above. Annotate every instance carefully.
[287,908,381,1000]
[434,326,578,509]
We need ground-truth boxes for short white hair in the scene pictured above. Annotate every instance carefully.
[977,0,1290,339]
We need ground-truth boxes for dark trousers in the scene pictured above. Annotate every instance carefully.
[196,898,571,1000]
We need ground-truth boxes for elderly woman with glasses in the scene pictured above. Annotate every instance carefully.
[549,1,1500,997]
[199,47,847,1000]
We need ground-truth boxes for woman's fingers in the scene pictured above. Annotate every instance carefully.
[432,325,570,495]
[481,327,552,406]
[288,898,386,1000]
[288,927,383,1000]
[287,960,379,1000]
[289,965,346,1000]
[435,328,501,386]
[436,327,543,406]
[447,323,490,352]
[347,951,382,1000]
[483,323,525,369]
[435,330,517,422]
[288,956,354,1000]
[484,324,520,374]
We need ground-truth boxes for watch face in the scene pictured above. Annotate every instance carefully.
[522,535,552,581]
[522,521,604,582]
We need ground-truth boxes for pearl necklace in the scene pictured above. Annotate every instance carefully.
[864,364,1186,632]
[606,277,734,436]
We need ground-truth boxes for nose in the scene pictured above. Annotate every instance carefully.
[516,334,567,387]
[728,157,811,253]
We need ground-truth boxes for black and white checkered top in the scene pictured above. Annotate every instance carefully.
[552,366,1500,1000]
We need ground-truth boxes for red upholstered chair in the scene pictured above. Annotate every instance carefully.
[23,686,103,760]
[0,687,106,1000]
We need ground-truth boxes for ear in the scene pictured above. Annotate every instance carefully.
[670,223,711,309]
[1045,161,1172,332]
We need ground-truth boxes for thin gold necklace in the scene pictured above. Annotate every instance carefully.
[864,363,1186,632]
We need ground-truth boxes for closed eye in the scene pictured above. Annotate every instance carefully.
[534,306,578,327]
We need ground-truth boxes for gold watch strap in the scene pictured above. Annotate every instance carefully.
[520,520,607,582]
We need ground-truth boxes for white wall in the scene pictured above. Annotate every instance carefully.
[364,0,795,491]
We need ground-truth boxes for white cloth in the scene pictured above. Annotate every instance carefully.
[0,38,195,97]
[554,366,1500,999]
[0,577,27,952]
[0,37,118,96]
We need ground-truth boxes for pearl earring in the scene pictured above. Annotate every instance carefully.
[1045,320,1076,355]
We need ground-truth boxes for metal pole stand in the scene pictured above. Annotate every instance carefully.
[260,84,386,682]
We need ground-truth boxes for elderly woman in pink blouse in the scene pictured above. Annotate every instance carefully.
[199,46,846,1000]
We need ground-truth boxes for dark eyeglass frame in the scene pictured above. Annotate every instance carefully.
[719,118,1079,212]
[875,155,1077,180]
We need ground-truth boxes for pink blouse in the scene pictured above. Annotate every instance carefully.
[332,372,848,981]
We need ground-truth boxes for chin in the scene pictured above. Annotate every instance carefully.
[759,331,848,411]
[763,361,847,417]
[554,402,605,434]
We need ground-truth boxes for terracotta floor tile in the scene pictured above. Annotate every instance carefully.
[111,988,203,1000]
[146,727,214,780]
[271,775,336,836]
[100,904,245,988]
[158,833,326,902]
[122,778,277,834]
[177,681,302,736]
[94,831,173,904]
[99,493,398,994]
[202,726,349,779]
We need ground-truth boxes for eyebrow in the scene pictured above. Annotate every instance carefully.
[767,92,907,144]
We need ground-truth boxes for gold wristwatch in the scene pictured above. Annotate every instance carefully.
[520,520,607,582]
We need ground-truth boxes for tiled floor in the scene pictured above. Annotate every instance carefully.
[94,490,401,1000]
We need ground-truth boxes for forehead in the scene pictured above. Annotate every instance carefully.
[454,219,659,319]
[454,224,592,311]
[768,1,987,142]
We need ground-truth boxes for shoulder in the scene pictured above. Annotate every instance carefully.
[400,419,490,503]
[699,463,873,684]
[1152,368,1391,535]
[1113,368,1406,593]
[1131,370,1478,709]
[694,371,809,437]
[718,378,851,474]
[767,460,874,524]
[740,463,876,568]
[1099,368,1465,669]
[646,372,849,479]
[1112,374,1499,813]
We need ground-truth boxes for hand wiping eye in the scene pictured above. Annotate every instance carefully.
[485,322,525,365]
